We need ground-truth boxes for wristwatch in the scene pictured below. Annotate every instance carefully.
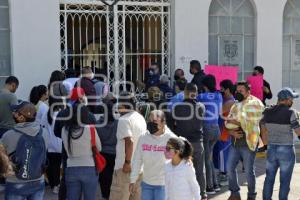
[125,160,131,164]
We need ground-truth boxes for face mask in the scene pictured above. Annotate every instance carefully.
[174,75,180,81]
[90,73,95,79]
[235,92,244,102]
[189,69,194,75]
[147,122,159,135]
[149,69,154,76]
[252,72,257,76]
[164,150,175,160]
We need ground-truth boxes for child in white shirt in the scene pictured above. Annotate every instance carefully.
[165,137,201,200]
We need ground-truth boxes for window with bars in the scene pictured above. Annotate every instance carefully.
[0,0,11,86]
[283,0,300,88]
[209,0,256,80]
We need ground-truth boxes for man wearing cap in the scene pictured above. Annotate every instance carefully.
[0,101,48,200]
[260,88,300,200]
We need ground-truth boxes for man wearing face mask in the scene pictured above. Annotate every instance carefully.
[0,101,48,200]
[260,88,300,200]
[172,83,208,200]
[110,92,147,200]
[190,60,205,93]
[76,66,97,113]
[252,66,272,105]
[225,82,264,200]
[129,110,175,200]
[145,63,161,91]
[173,68,188,94]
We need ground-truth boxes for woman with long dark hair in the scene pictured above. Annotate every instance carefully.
[96,95,118,199]
[48,70,68,106]
[61,88,101,200]
[29,85,48,124]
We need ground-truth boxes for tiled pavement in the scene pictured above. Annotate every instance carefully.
[1,150,300,200]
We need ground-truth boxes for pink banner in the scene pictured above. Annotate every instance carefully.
[204,65,238,90]
[247,75,263,100]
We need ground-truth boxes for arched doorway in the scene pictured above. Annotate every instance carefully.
[283,0,300,87]
[208,0,256,79]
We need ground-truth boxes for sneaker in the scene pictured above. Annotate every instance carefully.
[214,184,221,192]
[206,188,216,195]
[52,186,59,194]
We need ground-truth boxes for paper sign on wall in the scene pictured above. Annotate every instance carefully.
[204,65,238,90]
[247,75,263,100]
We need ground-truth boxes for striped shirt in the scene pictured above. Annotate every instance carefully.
[260,105,300,145]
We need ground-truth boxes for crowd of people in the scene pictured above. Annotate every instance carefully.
[0,61,299,200]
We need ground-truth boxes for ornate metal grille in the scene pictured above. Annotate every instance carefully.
[60,0,170,89]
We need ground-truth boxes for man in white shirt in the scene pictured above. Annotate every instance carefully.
[109,92,147,200]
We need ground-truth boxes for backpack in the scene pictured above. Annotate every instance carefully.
[11,128,46,180]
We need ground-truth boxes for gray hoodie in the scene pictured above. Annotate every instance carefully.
[0,122,48,183]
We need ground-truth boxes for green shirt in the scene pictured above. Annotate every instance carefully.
[0,88,17,129]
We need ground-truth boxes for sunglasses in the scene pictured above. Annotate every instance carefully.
[165,146,175,152]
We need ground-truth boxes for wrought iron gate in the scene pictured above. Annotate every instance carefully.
[60,0,171,89]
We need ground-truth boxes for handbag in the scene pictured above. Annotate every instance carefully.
[90,125,107,173]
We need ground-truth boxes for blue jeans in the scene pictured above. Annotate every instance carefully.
[227,146,256,198]
[263,145,295,200]
[204,124,220,188]
[141,181,165,200]
[5,179,45,200]
[65,167,99,200]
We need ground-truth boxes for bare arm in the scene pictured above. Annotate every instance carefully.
[124,137,133,162]
[260,124,268,145]
[123,137,133,173]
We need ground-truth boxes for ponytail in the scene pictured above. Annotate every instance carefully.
[180,139,193,161]
[167,137,194,161]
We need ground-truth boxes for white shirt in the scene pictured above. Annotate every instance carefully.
[35,101,49,125]
[165,160,200,200]
[130,126,176,185]
[41,111,62,153]
[63,78,80,94]
[114,111,147,170]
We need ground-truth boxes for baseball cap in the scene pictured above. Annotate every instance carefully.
[70,87,85,101]
[277,87,299,100]
[11,101,36,119]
